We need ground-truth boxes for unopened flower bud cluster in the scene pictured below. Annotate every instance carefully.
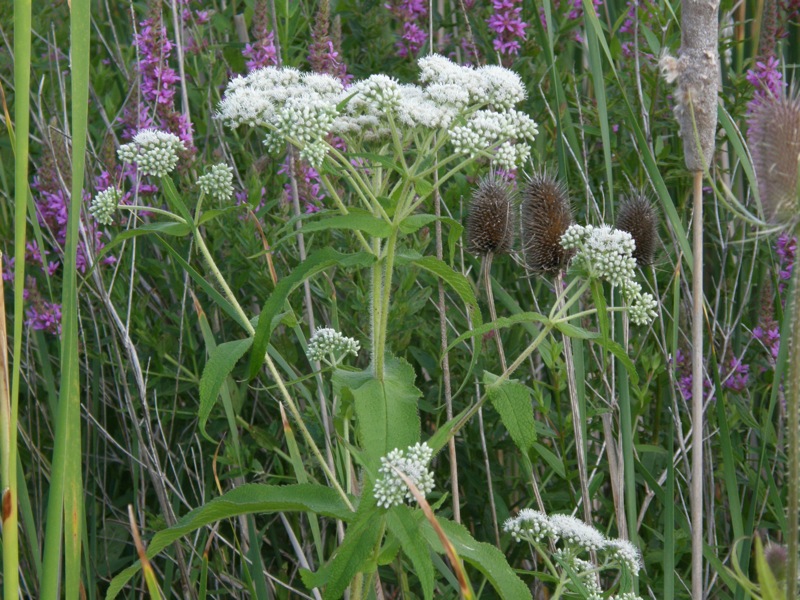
[218,54,538,169]
[503,509,642,576]
[198,163,234,202]
[561,224,658,326]
[306,328,360,366]
[89,187,122,225]
[374,443,435,509]
[118,129,186,177]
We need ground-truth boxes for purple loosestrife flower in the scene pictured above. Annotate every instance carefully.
[279,155,326,213]
[776,232,796,294]
[488,0,528,57]
[244,0,278,71]
[309,0,352,84]
[746,56,784,115]
[386,0,428,58]
[120,5,195,152]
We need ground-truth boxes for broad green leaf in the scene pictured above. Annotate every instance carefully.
[484,373,537,454]
[413,177,434,198]
[398,214,461,236]
[333,356,421,471]
[198,338,253,440]
[386,508,435,600]
[301,210,393,238]
[248,249,375,378]
[553,321,598,340]
[105,485,354,599]
[421,518,532,600]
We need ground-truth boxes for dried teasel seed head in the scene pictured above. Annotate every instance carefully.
[520,170,573,274]
[616,193,659,266]
[466,173,516,256]
[749,87,800,224]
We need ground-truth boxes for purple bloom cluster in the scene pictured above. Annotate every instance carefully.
[674,349,751,401]
[488,0,528,56]
[279,156,326,213]
[386,0,428,58]
[616,0,658,57]
[775,232,796,294]
[309,2,351,83]
[180,0,211,56]
[746,56,784,114]
[753,324,781,362]
[120,8,195,151]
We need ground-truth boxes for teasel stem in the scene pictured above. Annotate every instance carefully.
[479,253,502,545]
[691,170,705,599]
[434,171,460,522]
[556,272,593,528]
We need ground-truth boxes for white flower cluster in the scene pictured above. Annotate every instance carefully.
[561,224,658,326]
[219,68,344,167]
[89,187,122,225]
[118,129,186,177]
[198,163,234,202]
[503,509,642,576]
[609,594,644,600]
[450,109,538,169]
[504,508,555,543]
[373,443,435,509]
[555,553,603,600]
[218,55,537,168]
[305,328,360,366]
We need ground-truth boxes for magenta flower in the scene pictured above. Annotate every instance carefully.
[487,0,528,57]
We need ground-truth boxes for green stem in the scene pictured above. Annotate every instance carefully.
[317,174,373,254]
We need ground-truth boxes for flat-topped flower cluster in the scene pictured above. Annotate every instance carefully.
[217,54,538,169]
[373,442,435,509]
[504,508,643,599]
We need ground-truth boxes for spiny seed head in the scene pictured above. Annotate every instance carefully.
[521,170,573,274]
[749,87,800,224]
[616,193,658,266]
[466,172,516,256]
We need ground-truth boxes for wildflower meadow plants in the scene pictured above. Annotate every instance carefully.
[4,1,800,599]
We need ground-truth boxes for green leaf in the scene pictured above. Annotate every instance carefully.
[161,175,194,223]
[333,356,421,471]
[198,338,253,441]
[301,210,393,238]
[754,536,786,600]
[413,178,434,198]
[105,485,354,599]
[484,373,537,454]
[247,249,375,378]
[532,442,566,478]
[421,518,532,600]
[593,335,640,386]
[385,508,435,600]
[98,221,192,259]
[302,492,384,599]
[198,206,239,225]
[411,256,483,396]
[446,312,550,355]
[553,321,598,340]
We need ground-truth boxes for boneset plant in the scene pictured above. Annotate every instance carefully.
[91,51,660,598]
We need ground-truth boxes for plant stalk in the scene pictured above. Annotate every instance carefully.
[691,170,704,600]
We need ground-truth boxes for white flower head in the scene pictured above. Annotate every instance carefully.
[450,110,538,168]
[89,187,122,225]
[503,508,555,543]
[374,442,435,509]
[476,65,527,109]
[118,129,186,177]
[357,74,402,111]
[306,328,360,366]
[198,163,234,202]
[561,223,658,325]
[549,513,608,552]
[605,538,643,574]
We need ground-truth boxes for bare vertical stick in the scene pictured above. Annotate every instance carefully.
[787,222,800,600]
[434,180,460,523]
[691,171,704,599]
